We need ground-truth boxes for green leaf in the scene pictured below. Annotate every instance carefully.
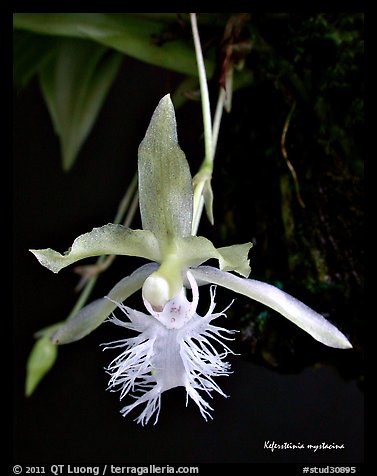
[13,30,57,89]
[13,13,214,78]
[52,263,158,344]
[30,224,161,273]
[39,38,122,170]
[192,266,353,349]
[13,14,254,90]
[138,94,194,244]
[25,336,58,397]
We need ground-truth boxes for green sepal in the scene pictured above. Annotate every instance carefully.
[52,263,158,344]
[138,94,194,243]
[192,266,353,349]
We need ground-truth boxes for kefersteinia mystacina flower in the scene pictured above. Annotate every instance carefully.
[30,94,352,425]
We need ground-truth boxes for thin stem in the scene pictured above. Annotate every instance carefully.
[280,101,305,209]
[191,88,227,236]
[123,189,139,227]
[113,173,138,224]
[67,274,99,320]
[190,13,213,166]
[212,87,227,155]
[190,12,214,236]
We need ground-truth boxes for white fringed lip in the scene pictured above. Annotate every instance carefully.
[103,273,235,425]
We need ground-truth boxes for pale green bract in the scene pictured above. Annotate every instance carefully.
[25,336,58,397]
[29,94,352,418]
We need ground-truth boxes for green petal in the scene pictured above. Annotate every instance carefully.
[176,236,252,277]
[138,237,251,309]
[30,224,160,273]
[53,263,158,344]
[138,94,193,244]
[192,266,353,349]
[25,336,58,397]
[217,243,252,277]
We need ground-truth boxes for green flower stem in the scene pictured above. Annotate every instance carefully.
[67,273,99,320]
[190,13,213,236]
[191,87,227,236]
[190,13,213,168]
[113,172,138,225]
[190,13,229,236]
[66,174,138,321]
[280,101,305,208]
[212,86,227,153]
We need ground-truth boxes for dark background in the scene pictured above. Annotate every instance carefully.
[13,17,364,465]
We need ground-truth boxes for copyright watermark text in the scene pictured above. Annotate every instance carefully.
[12,466,199,475]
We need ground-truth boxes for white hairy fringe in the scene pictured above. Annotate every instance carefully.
[103,283,235,425]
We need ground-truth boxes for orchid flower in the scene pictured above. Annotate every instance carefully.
[30,95,352,425]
